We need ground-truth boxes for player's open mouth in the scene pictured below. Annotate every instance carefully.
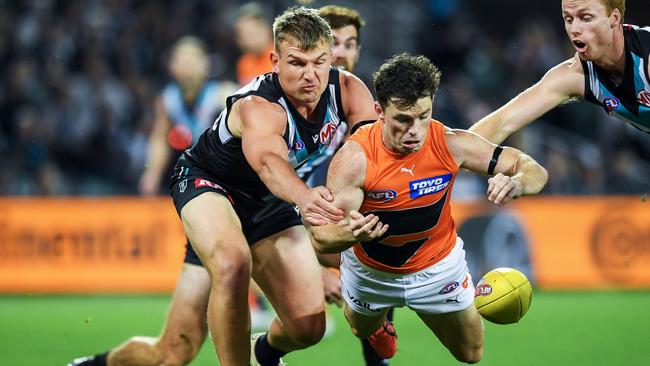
[572,40,587,52]
[403,140,420,148]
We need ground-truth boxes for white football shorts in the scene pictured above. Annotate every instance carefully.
[340,237,475,316]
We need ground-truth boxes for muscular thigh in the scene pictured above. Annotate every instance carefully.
[250,225,325,319]
[180,192,247,266]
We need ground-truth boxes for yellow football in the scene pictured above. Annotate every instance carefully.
[474,267,533,324]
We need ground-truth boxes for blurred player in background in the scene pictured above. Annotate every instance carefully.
[139,36,237,195]
[234,2,275,86]
[309,53,548,362]
[69,36,240,366]
[470,0,649,143]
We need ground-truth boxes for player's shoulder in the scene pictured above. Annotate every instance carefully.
[540,55,585,97]
[330,139,366,181]
[550,54,585,77]
[338,68,365,90]
[236,94,286,123]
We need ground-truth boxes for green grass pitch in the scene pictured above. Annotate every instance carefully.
[1,291,649,365]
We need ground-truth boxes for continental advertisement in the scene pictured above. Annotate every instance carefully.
[0,198,186,293]
[0,196,649,292]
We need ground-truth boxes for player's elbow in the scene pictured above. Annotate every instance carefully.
[528,164,548,195]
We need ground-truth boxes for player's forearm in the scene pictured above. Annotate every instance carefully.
[146,140,171,177]
[470,110,520,145]
[257,153,309,204]
[310,224,358,254]
[511,155,548,196]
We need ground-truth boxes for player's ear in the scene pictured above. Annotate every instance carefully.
[374,101,384,120]
[610,8,622,28]
[270,50,280,73]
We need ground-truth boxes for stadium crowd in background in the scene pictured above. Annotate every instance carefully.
[0,0,648,196]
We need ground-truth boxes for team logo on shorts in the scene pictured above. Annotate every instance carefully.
[604,97,620,113]
[179,179,188,193]
[409,173,452,199]
[475,284,493,297]
[194,178,224,191]
[439,281,459,295]
[638,90,650,107]
[366,189,398,202]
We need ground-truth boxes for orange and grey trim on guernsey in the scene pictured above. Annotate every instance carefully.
[348,120,459,274]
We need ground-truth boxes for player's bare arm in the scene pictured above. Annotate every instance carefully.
[237,95,344,225]
[309,140,388,253]
[445,128,548,206]
[469,56,585,144]
[139,97,172,196]
[339,70,377,132]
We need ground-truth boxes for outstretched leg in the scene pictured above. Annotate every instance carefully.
[108,263,211,366]
[181,192,253,366]
[251,225,327,364]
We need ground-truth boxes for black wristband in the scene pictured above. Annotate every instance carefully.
[487,145,504,175]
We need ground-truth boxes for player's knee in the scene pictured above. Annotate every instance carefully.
[453,343,483,364]
[350,325,374,339]
[285,314,326,348]
[109,336,163,365]
[158,346,196,366]
[207,248,251,292]
[157,330,205,366]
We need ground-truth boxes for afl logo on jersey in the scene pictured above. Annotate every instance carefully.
[604,97,620,113]
[637,90,650,107]
[366,189,398,202]
[291,139,305,151]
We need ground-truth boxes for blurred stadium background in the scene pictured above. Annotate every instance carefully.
[1,0,650,365]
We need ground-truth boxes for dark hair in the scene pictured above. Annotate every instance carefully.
[318,5,364,43]
[273,7,332,54]
[373,53,441,109]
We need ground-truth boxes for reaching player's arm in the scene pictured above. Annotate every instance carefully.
[308,141,388,254]
[239,96,343,225]
[139,97,172,196]
[445,128,548,206]
[469,57,584,144]
[339,70,377,134]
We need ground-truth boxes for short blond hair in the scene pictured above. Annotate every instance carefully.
[273,7,332,54]
[601,0,625,20]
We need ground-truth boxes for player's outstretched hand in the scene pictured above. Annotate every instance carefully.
[487,173,522,206]
[298,186,345,226]
[348,210,389,242]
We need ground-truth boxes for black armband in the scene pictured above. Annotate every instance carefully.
[487,145,504,176]
[350,120,376,135]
